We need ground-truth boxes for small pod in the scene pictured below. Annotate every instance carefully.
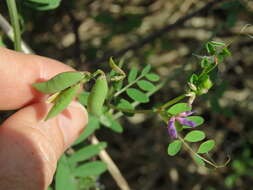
[45,84,80,120]
[33,71,84,94]
[87,75,108,116]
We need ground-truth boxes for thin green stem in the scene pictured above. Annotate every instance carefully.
[159,94,186,111]
[109,104,154,114]
[178,136,229,168]
[114,74,144,97]
[113,80,166,119]
[6,0,21,51]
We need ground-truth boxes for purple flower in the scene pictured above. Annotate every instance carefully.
[167,111,196,139]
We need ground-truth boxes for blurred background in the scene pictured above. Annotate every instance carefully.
[1,0,253,190]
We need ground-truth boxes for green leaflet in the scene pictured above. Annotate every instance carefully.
[55,155,77,190]
[73,161,107,178]
[87,75,108,116]
[45,84,80,120]
[33,71,84,94]
[197,140,215,154]
[167,140,182,156]
[167,103,191,115]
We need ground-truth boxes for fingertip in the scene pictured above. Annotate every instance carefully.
[57,101,88,148]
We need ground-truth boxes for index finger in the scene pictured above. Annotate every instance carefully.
[0,47,75,110]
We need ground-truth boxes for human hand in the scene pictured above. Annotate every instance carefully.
[0,48,88,190]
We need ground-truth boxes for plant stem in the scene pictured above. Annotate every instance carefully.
[109,104,154,114]
[0,13,33,53]
[113,79,166,119]
[6,0,22,51]
[178,136,229,168]
[160,94,186,110]
[114,74,144,97]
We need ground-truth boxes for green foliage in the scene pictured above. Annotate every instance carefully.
[78,92,90,107]
[45,84,80,120]
[184,130,205,142]
[87,75,108,116]
[73,161,107,178]
[69,142,107,164]
[55,155,77,190]
[141,64,151,75]
[197,140,215,153]
[137,80,156,91]
[33,71,84,94]
[167,103,191,115]
[126,88,149,103]
[193,155,206,166]
[116,98,134,115]
[182,116,204,128]
[23,0,62,10]
[72,115,100,146]
[145,73,160,82]
[100,113,123,133]
[128,68,138,83]
[167,140,182,156]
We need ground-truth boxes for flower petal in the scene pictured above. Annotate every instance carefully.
[176,117,196,127]
[168,117,177,139]
[177,111,194,117]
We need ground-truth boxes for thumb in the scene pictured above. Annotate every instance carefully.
[0,101,88,190]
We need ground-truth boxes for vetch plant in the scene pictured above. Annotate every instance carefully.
[33,41,231,169]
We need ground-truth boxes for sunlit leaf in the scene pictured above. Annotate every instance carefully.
[33,71,84,94]
[167,103,191,115]
[197,140,215,153]
[69,142,107,163]
[167,140,182,156]
[45,84,80,120]
[128,68,138,83]
[145,73,160,81]
[126,88,149,103]
[74,161,107,178]
[184,130,205,142]
[137,80,156,91]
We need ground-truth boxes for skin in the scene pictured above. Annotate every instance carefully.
[0,48,88,190]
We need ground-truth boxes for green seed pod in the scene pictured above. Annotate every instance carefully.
[45,84,80,121]
[87,75,108,116]
[33,71,84,94]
